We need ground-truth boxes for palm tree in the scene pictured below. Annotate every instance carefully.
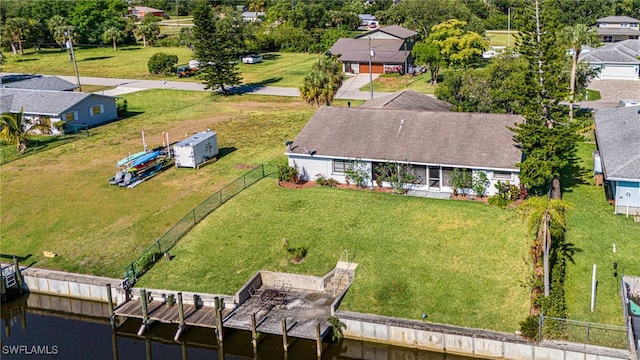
[0,109,50,154]
[3,18,29,55]
[103,26,124,51]
[248,0,265,19]
[299,56,343,107]
[519,196,569,313]
[562,24,599,121]
[48,15,69,48]
[135,16,161,48]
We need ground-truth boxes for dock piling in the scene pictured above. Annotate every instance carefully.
[316,322,322,358]
[12,256,24,293]
[282,318,288,353]
[174,292,186,342]
[138,289,149,336]
[106,284,115,329]
[250,312,258,355]
[216,308,224,342]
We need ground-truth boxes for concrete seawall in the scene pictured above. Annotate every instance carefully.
[12,266,632,360]
[336,311,631,360]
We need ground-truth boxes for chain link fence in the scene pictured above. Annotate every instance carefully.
[540,315,628,349]
[124,164,273,284]
[0,128,89,165]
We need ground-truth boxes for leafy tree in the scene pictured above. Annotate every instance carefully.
[426,19,488,67]
[136,15,162,48]
[48,15,70,47]
[299,56,343,106]
[192,1,241,95]
[519,196,569,312]
[70,0,128,44]
[0,109,50,154]
[147,52,178,74]
[179,27,194,50]
[411,42,443,85]
[379,0,484,39]
[3,17,29,55]
[561,24,600,121]
[103,24,124,51]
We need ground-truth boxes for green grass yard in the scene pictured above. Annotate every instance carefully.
[2,47,317,88]
[363,73,437,94]
[0,90,316,276]
[139,180,531,332]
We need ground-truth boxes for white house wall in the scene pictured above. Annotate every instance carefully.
[613,180,640,215]
[288,155,520,197]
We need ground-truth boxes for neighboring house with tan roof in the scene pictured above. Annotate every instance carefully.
[580,39,640,80]
[594,105,640,216]
[130,6,169,19]
[0,89,117,134]
[285,106,523,195]
[328,25,417,74]
[594,16,640,43]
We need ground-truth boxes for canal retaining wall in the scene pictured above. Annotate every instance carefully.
[11,265,632,360]
[336,310,631,360]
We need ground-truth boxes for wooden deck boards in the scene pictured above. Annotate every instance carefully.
[114,299,225,329]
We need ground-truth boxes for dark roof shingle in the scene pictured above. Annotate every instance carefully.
[287,107,523,170]
[3,76,78,91]
[358,90,454,112]
[594,106,640,180]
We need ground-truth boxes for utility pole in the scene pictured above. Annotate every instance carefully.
[507,8,511,48]
[176,0,179,27]
[66,28,82,92]
[404,41,408,88]
[368,37,375,100]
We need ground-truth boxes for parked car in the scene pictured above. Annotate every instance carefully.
[242,55,263,64]
[176,65,196,78]
[369,21,378,28]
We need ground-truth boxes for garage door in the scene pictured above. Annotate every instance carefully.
[359,63,384,74]
[600,64,639,80]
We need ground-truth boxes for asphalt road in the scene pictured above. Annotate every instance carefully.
[55,74,391,100]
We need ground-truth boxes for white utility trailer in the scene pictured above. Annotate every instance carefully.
[173,130,218,168]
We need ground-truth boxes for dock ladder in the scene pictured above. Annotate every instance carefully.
[332,249,355,296]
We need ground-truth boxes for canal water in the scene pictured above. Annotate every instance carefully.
[1,293,476,359]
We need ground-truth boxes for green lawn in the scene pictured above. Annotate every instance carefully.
[2,47,317,88]
[485,30,518,48]
[139,180,530,332]
[563,142,640,325]
[362,73,437,94]
[0,90,317,277]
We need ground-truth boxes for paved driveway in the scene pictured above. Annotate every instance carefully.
[582,79,640,110]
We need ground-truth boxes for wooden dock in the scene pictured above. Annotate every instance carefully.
[114,299,229,328]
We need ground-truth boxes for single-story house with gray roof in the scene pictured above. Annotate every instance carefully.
[580,39,640,80]
[328,25,417,74]
[2,76,78,91]
[285,106,523,195]
[0,89,117,134]
[594,105,640,216]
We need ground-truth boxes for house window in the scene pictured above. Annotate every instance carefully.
[90,104,104,116]
[493,171,512,180]
[442,167,455,187]
[333,159,353,174]
[604,35,613,42]
[65,112,76,121]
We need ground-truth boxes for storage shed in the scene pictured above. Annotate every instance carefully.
[173,130,218,168]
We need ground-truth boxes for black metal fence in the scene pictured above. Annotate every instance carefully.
[539,315,628,349]
[124,164,272,283]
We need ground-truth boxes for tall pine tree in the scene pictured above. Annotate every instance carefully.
[510,0,579,196]
[192,1,241,95]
